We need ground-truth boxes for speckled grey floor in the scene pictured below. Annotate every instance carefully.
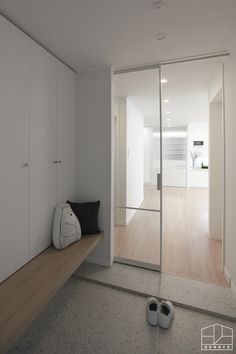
[7,278,236,354]
[75,262,236,321]
[8,278,158,354]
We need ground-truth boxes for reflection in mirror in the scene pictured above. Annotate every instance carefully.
[114,69,160,211]
[113,68,161,267]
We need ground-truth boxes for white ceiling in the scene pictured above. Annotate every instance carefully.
[114,57,223,127]
[0,0,236,71]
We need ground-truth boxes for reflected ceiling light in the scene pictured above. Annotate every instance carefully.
[151,1,166,13]
[167,118,171,121]
[161,78,168,84]
[166,111,171,114]
[164,99,169,103]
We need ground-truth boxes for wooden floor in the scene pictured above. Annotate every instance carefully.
[114,186,227,286]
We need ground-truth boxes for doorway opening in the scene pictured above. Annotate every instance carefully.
[113,56,226,286]
[161,59,226,286]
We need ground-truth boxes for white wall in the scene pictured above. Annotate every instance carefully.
[114,97,144,224]
[144,127,153,184]
[188,123,209,169]
[151,134,160,186]
[77,67,113,266]
[162,131,187,187]
[208,65,224,103]
[126,99,144,222]
[187,123,208,188]
[114,97,127,225]
[209,51,236,289]
[145,129,187,188]
[224,43,236,289]
[209,101,223,240]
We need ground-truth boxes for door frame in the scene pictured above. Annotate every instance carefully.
[209,83,225,272]
[113,51,228,274]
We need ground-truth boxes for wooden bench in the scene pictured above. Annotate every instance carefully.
[0,233,103,354]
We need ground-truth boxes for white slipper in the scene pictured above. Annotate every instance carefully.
[146,297,159,326]
[158,300,174,329]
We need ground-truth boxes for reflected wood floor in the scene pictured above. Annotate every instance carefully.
[114,186,227,286]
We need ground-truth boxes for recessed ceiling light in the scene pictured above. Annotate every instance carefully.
[156,32,168,41]
[151,1,166,13]
[164,99,169,103]
[166,111,171,114]
[167,118,171,121]
[161,78,168,84]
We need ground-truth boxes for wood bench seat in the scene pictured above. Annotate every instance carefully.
[0,233,103,354]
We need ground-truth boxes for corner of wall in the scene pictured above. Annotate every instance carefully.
[76,66,114,267]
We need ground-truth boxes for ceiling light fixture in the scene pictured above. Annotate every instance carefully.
[151,1,166,13]
[156,32,168,41]
[166,111,171,114]
[161,78,168,84]
[164,99,169,103]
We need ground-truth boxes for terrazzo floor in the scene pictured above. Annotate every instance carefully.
[7,278,236,354]
[76,262,236,321]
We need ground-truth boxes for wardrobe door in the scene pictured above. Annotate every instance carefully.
[29,42,57,259]
[56,62,77,203]
[0,16,30,282]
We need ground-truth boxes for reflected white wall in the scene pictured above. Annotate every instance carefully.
[115,97,144,225]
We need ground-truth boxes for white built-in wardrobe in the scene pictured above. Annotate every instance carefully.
[0,16,77,282]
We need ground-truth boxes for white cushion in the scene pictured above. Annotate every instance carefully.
[53,203,81,249]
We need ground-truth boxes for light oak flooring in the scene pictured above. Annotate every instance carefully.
[114,186,227,286]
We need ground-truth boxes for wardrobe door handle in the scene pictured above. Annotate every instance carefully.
[53,160,62,164]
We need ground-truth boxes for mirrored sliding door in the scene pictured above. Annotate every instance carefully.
[113,67,162,270]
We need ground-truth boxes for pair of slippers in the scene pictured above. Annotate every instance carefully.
[146,297,174,329]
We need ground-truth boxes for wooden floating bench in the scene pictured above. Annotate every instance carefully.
[0,233,103,354]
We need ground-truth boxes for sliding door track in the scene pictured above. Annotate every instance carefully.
[114,256,161,272]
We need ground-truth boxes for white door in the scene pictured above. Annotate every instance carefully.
[0,17,30,281]
[56,62,77,203]
[29,42,57,259]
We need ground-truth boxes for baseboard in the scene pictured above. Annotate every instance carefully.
[224,266,231,285]
[85,255,112,267]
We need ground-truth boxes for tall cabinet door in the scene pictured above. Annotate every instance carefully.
[0,17,30,282]
[56,62,77,203]
[29,42,57,259]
